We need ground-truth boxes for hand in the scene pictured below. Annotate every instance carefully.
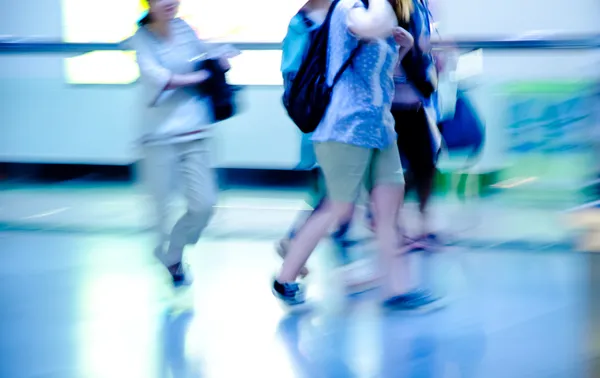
[393,27,414,48]
[218,57,231,71]
[193,70,211,84]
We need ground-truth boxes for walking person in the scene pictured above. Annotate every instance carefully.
[279,0,377,293]
[131,0,236,286]
[394,0,443,247]
[273,0,438,310]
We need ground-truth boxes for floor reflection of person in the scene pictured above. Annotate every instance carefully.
[276,312,354,377]
[378,301,486,378]
[160,309,202,378]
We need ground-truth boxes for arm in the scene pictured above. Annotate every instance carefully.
[347,0,398,39]
[398,45,411,60]
[131,30,209,106]
[177,19,239,72]
[194,40,239,71]
[164,71,210,90]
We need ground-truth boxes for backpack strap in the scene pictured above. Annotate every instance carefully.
[331,42,364,87]
[330,0,368,87]
[298,10,314,29]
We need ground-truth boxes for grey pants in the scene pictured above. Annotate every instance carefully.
[142,138,217,267]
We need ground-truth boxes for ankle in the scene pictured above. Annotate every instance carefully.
[275,275,292,285]
[167,262,181,276]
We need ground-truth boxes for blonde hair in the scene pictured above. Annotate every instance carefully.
[390,0,413,23]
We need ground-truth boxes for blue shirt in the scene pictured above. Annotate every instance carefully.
[312,0,399,149]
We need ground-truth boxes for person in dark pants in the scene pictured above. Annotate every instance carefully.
[394,105,440,244]
[366,104,439,246]
[392,0,442,247]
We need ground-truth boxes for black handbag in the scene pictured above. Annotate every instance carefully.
[196,58,239,122]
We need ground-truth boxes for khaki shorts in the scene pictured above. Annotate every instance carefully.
[314,142,405,203]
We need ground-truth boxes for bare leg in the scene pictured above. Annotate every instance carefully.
[415,167,436,238]
[371,184,412,298]
[277,200,355,283]
[278,197,355,276]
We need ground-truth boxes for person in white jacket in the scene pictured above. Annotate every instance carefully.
[131,0,236,287]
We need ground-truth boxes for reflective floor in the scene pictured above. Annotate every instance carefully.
[0,185,576,247]
[0,226,592,378]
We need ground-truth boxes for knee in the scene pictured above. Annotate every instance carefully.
[188,196,216,221]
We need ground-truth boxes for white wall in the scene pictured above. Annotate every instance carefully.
[0,72,300,168]
[438,0,600,36]
[0,0,301,168]
[0,0,599,168]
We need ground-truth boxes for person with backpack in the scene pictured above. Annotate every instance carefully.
[274,0,439,310]
[278,0,379,294]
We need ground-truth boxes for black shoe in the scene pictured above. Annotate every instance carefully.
[170,263,194,288]
[383,289,443,312]
[272,279,306,307]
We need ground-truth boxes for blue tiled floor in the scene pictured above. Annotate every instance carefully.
[0,229,592,378]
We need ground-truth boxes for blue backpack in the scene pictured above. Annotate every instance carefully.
[438,90,485,159]
[281,11,318,89]
[282,0,363,134]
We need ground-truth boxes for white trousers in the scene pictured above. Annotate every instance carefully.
[142,138,217,267]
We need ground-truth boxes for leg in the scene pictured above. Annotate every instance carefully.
[273,142,371,305]
[277,169,328,277]
[166,139,217,266]
[368,143,411,298]
[142,144,176,257]
[330,204,355,266]
[280,168,355,272]
[371,143,440,309]
[318,167,356,268]
[277,200,355,283]
[287,169,327,240]
[395,107,438,239]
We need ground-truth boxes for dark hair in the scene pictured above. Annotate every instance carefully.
[138,12,152,27]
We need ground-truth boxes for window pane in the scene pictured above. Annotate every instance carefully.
[64,49,282,85]
[62,0,305,43]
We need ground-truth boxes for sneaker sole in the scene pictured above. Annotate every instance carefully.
[383,296,448,314]
[344,275,381,296]
[271,286,312,312]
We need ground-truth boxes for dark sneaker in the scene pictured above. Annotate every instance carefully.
[383,289,443,313]
[405,239,427,253]
[170,263,194,288]
[272,279,306,307]
[420,233,443,250]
